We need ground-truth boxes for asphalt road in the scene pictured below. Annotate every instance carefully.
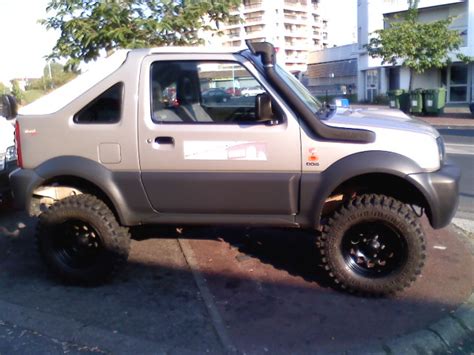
[0,210,472,354]
[439,127,474,220]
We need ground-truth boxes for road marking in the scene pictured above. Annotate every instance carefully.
[446,143,474,156]
[178,239,237,353]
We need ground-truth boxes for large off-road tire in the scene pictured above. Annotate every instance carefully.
[36,194,130,285]
[319,194,426,296]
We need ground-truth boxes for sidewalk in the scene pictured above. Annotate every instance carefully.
[352,104,474,127]
[419,113,474,128]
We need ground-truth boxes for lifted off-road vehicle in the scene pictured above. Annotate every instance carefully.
[8,42,460,296]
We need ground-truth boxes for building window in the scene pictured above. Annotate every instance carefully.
[388,67,400,91]
[448,64,468,102]
[366,69,378,102]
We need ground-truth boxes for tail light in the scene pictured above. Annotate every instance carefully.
[15,121,23,168]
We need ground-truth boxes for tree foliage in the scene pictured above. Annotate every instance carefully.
[365,5,470,89]
[26,62,78,91]
[10,80,24,104]
[42,0,241,68]
[0,82,9,95]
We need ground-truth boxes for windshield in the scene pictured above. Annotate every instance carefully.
[275,65,322,113]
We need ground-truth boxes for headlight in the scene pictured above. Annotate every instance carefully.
[436,136,446,164]
[6,145,17,162]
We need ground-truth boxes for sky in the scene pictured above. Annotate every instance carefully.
[325,0,358,46]
[0,0,357,85]
[0,0,59,84]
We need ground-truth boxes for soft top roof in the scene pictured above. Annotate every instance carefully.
[19,50,130,116]
[19,46,248,116]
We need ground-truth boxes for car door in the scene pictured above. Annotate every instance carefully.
[138,53,302,216]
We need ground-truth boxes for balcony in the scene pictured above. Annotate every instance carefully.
[285,42,309,50]
[284,0,307,12]
[284,15,308,24]
[246,16,264,23]
[243,2,263,11]
[285,30,308,38]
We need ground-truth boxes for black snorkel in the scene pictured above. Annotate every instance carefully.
[245,41,375,144]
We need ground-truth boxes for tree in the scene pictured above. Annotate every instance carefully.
[26,62,78,91]
[10,80,24,104]
[0,82,9,95]
[365,3,471,90]
[41,0,241,68]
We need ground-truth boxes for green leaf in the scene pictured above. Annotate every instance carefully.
[42,0,240,64]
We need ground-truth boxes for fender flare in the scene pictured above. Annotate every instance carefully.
[296,150,430,228]
[12,156,152,225]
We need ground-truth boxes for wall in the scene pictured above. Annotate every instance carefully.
[308,44,358,64]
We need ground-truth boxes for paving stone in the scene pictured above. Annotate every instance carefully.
[467,293,474,305]
[385,329,446,355]
[345,345,388,355]
[428,317,468,347]
[451,305,474,332]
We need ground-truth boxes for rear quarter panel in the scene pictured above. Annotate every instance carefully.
[17,54,143,173]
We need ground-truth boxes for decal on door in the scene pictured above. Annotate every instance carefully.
[306,147,320,167]
[183,141,267,161]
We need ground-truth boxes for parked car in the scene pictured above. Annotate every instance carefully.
[0,95,18,203]
[202,88,231,103]
[241,86,265,97]
[9,42,460,296]
[225,87,241,96]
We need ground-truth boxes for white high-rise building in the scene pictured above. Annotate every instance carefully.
[214,0,329,73]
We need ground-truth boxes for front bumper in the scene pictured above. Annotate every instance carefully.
[0,160,18,199]
[408,161,461,229]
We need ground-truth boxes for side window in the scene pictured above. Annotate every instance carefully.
[74,82,123,124]
[150,61,281,124]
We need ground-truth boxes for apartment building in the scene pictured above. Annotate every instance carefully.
[216,0,328,73]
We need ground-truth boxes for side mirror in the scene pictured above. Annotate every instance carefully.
[255,93,278,125]
[1,95,18,120]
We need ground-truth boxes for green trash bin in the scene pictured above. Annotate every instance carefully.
[409,89,424,114]
[423,88,446,115]
[387,89,405,109]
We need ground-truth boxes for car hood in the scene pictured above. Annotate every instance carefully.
[325,107,439,138]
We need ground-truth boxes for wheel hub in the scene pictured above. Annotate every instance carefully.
[52,219,102,269]
[342,222,407,278]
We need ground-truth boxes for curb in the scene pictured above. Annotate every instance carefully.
[434,125,474,130]
[372,294,474,355]
[353,226,474,354]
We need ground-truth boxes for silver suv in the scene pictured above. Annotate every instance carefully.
[8,42,460,296]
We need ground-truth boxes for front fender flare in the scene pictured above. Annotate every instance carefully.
[296,150,426,228]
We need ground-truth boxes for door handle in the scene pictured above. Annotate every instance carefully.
[155,136,175,145]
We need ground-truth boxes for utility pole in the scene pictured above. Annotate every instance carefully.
[48,61,54,89]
